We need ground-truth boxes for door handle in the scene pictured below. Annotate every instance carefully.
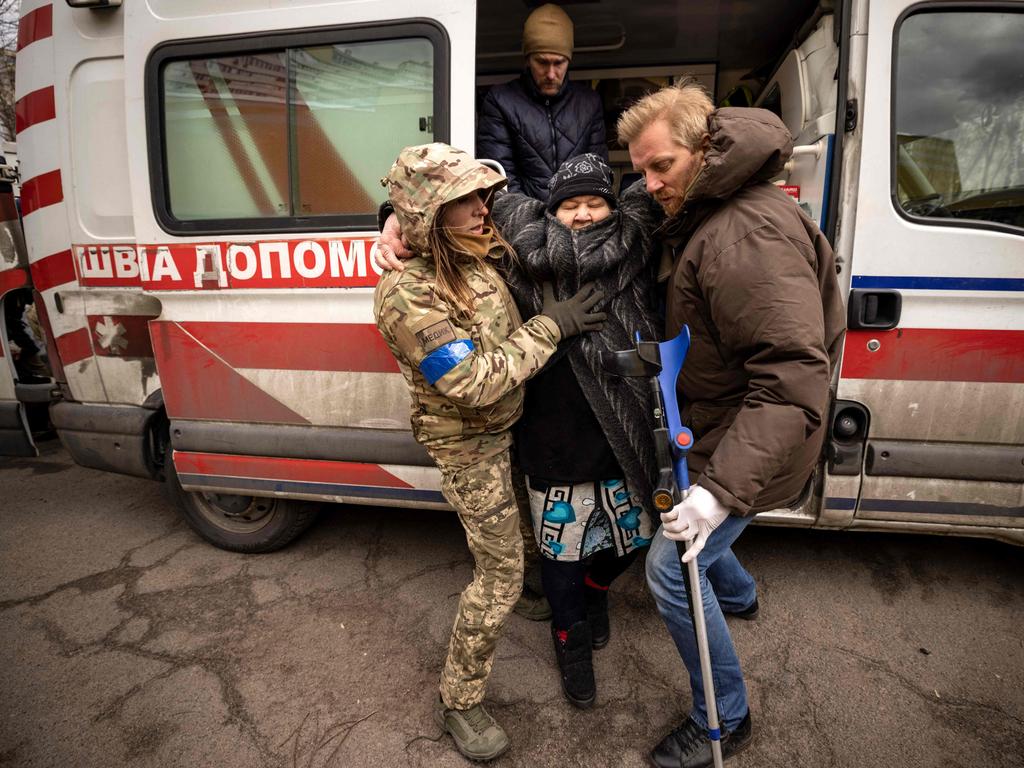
[847,289,901,330]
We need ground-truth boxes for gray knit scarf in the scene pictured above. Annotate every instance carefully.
[493,191,662,504]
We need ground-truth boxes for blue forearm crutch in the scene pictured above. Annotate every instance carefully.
[655,329,724,768]
[604,328,724,768]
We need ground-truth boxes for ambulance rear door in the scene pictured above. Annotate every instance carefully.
[835,1,1024,539]
[0,175,37,457]
[122,0,472,506]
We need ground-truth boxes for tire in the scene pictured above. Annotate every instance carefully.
[166,459,320,553]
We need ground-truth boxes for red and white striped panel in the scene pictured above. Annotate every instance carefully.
[839,327,1024,443]
[16,2,162,408]
[149,287,413,429]
[835,292,1024,524]
[16,1,105,403]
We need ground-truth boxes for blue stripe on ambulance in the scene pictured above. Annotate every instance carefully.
[851,276,1024,291]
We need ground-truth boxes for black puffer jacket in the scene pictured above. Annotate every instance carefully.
[477,72,606,202]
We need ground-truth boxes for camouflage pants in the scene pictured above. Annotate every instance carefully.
[512,456,544,565]
[437,447,524,709]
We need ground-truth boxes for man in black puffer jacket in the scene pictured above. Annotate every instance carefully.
[477,3,607,202]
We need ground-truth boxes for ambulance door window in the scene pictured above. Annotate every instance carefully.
[893,10,1024,232]
[150,23,446,234]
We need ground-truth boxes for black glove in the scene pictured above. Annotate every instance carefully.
[540,282,607,338]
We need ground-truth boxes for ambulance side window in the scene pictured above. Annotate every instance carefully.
[893,9,1024,233]
[150,24,446,234]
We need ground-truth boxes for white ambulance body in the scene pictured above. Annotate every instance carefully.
[3,0,1021,551]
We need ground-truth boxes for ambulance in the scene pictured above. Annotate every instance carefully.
[3,0,1021,551]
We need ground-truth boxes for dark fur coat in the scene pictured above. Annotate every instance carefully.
[493,182,663,503]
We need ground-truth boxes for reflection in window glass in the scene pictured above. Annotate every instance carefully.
[165,53,290,220]
[293,40,434,215]
[162,38,434,222]
[895,12,1024,229]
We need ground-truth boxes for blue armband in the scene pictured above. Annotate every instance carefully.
[419,339,475,385]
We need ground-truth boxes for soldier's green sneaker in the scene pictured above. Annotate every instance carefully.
[434,700,510,761]
[513,584,552,621]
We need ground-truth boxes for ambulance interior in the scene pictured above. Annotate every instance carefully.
[473,0,838,231]
[153,0,840,237]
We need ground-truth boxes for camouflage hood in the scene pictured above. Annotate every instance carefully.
[382,143,507,253]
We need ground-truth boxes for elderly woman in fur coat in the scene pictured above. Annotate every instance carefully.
[492,153,662,709]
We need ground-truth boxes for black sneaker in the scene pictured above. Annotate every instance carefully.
[551,621,596,709]
[649,712,752,768]
[724,598,759,621]
[584,585,610,649]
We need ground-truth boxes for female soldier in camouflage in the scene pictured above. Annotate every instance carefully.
[373,143,606,762]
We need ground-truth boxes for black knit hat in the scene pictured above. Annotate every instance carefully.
[546,153,616,213]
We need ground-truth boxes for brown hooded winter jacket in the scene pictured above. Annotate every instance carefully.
[662,108,846,516]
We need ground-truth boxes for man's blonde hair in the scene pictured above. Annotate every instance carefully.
[616,83,715,151]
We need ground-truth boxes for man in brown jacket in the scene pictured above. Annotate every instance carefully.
[617,86,845,767]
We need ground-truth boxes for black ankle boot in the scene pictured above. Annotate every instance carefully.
[552,621,596,708]
[585,586,610,649]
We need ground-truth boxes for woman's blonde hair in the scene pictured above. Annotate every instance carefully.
[426,202,516,315]
[616,83,714,151]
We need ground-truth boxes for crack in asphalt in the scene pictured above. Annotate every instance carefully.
[827,641,1024,730]
[1,522,293,766]
[0,525,187,614]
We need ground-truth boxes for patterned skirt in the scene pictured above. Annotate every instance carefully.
[527,477,654,562]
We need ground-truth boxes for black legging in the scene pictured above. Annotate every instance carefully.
[541,548,640,630]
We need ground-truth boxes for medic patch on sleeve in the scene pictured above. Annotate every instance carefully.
[415,320,458,353]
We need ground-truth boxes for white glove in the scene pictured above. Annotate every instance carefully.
[660,485,730,563]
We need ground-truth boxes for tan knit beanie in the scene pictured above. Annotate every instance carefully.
[522,4,574,60]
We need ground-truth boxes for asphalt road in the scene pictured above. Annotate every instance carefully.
[1,441,1022,768]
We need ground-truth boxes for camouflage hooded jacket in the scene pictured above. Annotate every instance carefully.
[373,143,562,452]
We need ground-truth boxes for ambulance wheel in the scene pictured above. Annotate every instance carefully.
[167,460,319,553]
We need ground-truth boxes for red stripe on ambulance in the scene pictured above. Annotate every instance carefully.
[0,266,29,295]
[21,169,63,217]
[178,322,399,373]
[151,321,309,424]
[173,451,415,489]
[15,86,56,134]
[17,4,52,51]
[842,329,1024,384]
[55,327,92,366]
[30,249,76,292]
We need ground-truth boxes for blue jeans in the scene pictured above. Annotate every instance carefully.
[645,515,756,730]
